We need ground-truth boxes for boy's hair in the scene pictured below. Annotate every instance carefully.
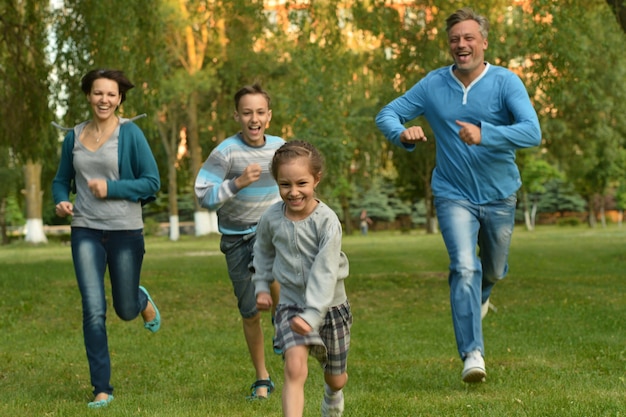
[445,7,489,39]
[81,69,135,105]
[234,83,271,110]
[271,140,324,181]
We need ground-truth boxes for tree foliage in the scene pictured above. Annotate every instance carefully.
[4,0,624,236]
[0,0,55,242]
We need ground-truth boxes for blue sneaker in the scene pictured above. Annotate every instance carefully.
[88,394,114,409]
[140,286,160,333]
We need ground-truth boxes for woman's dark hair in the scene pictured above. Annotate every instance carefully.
[270,140,324,181]
[80,69,135,105]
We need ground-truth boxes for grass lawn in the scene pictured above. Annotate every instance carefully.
[0,225,625,416]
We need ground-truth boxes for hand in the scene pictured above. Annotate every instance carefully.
[456,120,482,145]
[290,316,312,336]
[399,126,427,144]
[55,201,74,217]
[235,163,262,189]
[87,179,108,198]
[256,292,273,311]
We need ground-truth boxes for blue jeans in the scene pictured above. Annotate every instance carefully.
[434,195,516,359]
[220,233,258,318]
[71,227,148,396]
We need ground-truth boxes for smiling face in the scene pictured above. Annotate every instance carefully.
[276,156,321,221]
[234,93,272,147]
[88,78,122,121]
[448,19,488,85]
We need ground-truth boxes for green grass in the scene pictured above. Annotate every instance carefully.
[1,226,625,416]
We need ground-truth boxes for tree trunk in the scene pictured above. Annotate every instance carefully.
[157,108,181,241]
[341,196,352,235]
[599,199,606,228]
[0,197,8,245]
[21,160,47,243]
[531,201,538,230]
[187,90,213,236]
[522,190,534,231]
[587,198,597,228]
[424,178,438,234]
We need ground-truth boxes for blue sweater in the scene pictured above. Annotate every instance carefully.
[52,118,160,206]
[376,63,542,204]
[194,133,285,235]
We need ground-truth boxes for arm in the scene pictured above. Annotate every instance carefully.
[298,218,345,331]
[479,74,541,150]
[106,123,160,203]
[256,292,273,311]
[252,212,276,299]
[193,141,253,211]
[52,131,75,205]
[375,81,429,150]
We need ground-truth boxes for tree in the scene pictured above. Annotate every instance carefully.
[532,1,626,227]
[605,0,626,32]
[353,2,455,233]
[0,148,21,244]
[518,151,562,230]
[265,0,388,234]
[51,0,169,234]
[535,178,586,216]
[0,0,54,243]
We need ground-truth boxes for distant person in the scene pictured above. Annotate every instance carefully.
[253,140,352,417]
[194,83,283,399]
[359,209,373,236]
[376,7,541,383]
[52,69,161,408]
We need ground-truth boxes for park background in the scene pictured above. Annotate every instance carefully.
[1,0,626,242]
[1,1,626,416]
[1,228,625,416]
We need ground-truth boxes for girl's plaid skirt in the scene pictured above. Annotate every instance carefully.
[274,300,352,375]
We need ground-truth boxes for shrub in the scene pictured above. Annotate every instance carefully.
[557,217,582,227]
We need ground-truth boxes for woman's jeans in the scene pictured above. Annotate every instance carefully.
[434,195,516,359]
[71,227,148,396]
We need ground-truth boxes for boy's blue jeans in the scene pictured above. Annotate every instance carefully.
[434,195,516,359]
[71,227,148,396]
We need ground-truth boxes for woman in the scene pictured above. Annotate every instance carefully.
[52,69,161,408]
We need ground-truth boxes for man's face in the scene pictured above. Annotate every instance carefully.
[448,19,488,82]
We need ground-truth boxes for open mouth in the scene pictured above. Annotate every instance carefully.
[288,196,305,206]
[456,51,471,64]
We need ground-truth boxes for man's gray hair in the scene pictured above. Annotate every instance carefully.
[445,8,489,39]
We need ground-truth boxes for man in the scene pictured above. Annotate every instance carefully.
[376,7,541,383]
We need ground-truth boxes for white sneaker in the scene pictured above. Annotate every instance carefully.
[481,299,498,319]
[481,298,490,319]
[462,349,486,383]
[321,390,344,417]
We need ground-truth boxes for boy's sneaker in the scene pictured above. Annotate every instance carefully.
[462,349,486,383]
[321,390,344,417]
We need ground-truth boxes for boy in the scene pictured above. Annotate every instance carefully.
[195,83,284,399]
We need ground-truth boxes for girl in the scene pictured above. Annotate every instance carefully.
[253,141,352,417]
